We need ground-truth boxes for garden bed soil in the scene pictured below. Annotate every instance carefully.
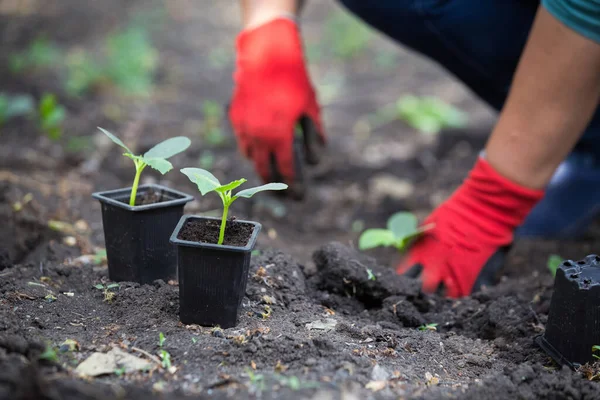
[177,219,254,247]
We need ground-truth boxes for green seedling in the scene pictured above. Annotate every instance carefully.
[325,11,371,59]
[93,249,107,265]
[94,282,120,303]
[366,268,376,281]
[180,168,287,245]
[202,100,226,146]
[547,254,563,278]
[397,95,468,135]
[246,368,266,392]
[114,366,126,376]
[38,93,66,141]
[159,332,166,347]
[358,212,433,252]
[159,349,172,369]
[0,93,34,127]
[39,345,59,363]
[418,323,438,332]
[9,37,62,73]
[191,337,198,344]
[593,345,600,360]
[99,127,191,206]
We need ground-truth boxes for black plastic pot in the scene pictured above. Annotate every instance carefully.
[169,215,261,328]
[92,184,194,284]
[535,254,600,369]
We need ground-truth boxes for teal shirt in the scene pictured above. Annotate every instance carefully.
[542,0,600,43]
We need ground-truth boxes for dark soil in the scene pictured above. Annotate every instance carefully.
[2,1,600,399]
[136,188,167,206]
[177,219,254,247]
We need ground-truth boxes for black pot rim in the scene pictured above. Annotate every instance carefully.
[170,214,261,252]
[92,183,194,212]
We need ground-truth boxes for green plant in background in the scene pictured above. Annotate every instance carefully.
[418,323,438,332]
[9,36,62,73]
[0,93,34,127]
[39,344,59,362]
[180,168,287,245]
[99,127,191,206]
[65,50,105,97]
[358,211,433,252]
[103,26,158,96]
[593,345,600,360]
[397,95,468,134]
[202,100,226,146]
[159,332,166,347]
[325,11,372,59]
[547,254,563,278]
[38,93,67,141]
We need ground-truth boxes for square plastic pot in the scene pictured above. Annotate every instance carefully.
[169,215,261,329]
[535,254,600,369]
[92,184,194,284]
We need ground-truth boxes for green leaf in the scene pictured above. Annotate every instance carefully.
[106,283,120,289]
[235,183,288,198]
[358,229,396,250]
[94,284,104,290]
[98,127,132,153]
[5,95,34,118]
[216,179,247,193]
[180,167,221,195]
[144,158,173,174]
[144,136,191,159]
[547,255,563,278]
[387,212,418,239]
[159,332,166,347]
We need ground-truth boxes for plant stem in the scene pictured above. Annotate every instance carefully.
[129,164,143,206]
[218,202,230,245]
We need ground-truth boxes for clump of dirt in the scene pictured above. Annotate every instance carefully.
[177,219,254,247]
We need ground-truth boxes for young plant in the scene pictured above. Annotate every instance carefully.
[94,282,120,303]
[593,345,600,360]
[0,93,34,127]
[158,332,166,347]
[418,323,438,332]
[180,168,287,245]
[358,211,433,252]
[547,254,563,278]
[38,93,66,141]
[397,95,468,135]
[99,127,191,206]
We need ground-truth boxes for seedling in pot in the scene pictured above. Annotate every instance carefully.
[99,127,191,206]
[180,168,287,245]
[358,212,433,252]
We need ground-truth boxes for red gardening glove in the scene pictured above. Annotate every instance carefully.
[397,156,545,298]
[229,18,325,195]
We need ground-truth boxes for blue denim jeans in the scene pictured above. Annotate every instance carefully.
[338,0,600,158]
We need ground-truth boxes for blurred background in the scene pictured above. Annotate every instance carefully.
[0,0,504,267]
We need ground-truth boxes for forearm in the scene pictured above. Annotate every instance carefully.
[485,6,600,189]
[240,0,303,29]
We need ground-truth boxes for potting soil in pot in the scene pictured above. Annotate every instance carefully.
[177,218,254,246]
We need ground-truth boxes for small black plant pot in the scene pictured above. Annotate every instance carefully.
[92,184,194,284]
[169,215,261,329]
[535,254,600,369]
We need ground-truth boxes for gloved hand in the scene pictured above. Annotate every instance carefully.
[229,17,325,198]
[397,156,545,298]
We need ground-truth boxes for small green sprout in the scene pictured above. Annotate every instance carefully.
[593,345,600,359]
[547,254,563,278]
[159,349,172,369]
[39,345,59,362]
[38,93,66,141]
[191,337,198,344]
[159,332,166,347]
[94,282,120,303]
[114,366,126,376]
[358,212,433,252]
[397,95,468,135]
[180,168,287,245]
[0,93,34,127]
[418,323,438,332]
[366,268,376,281]
[99,127,191,206]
